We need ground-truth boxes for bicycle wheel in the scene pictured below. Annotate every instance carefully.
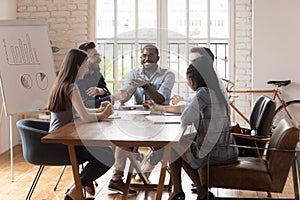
[272,100,300,130]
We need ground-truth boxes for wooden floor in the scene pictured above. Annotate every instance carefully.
[0,145,297,200]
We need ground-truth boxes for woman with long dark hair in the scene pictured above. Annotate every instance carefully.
[168,55,238,200]
[47,49,115,199]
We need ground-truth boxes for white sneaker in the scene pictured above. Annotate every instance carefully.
[135,160,155,181]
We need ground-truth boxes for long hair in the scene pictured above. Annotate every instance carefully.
[47,49,87,112]
[187,55,228,109]
[186,63,206,88]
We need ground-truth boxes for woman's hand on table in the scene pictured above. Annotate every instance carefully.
[170,94,184,105]
[98,101,113,118]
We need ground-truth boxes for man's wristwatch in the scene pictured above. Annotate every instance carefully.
[142,83,152,90]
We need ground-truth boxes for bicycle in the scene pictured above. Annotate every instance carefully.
[222,78,300,130]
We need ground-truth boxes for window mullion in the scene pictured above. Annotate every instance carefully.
[113,0,118,91]
[185,0,189,62]
[229,0,235,82]
[158,0,168,67]
[134,0,139,67]
[207,0,211,47]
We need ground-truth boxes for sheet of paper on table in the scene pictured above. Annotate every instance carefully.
[106,113,121,119]
[146,115,181,124]
[163,112,181,116]
[127,110,151,115]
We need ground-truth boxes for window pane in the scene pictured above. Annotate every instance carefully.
[96,0,114,38]
[94,0,231,93]
[117,0,135,38]
[210,41,229,79]
[138,0,157,38]
[168,0,186,38]
[97,43,114,80]
[168,43,188,81]
[189,0,207,38]
[168,43,192,99]
[117,43,136,79]
[210,0,229,38]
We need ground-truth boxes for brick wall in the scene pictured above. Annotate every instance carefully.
[234,0,253,125]
[16,0,89,70]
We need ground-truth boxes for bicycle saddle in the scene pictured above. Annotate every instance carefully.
[267,80,291,87]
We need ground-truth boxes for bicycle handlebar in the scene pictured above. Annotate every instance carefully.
[222,78,235,90]
[222,78,235,86]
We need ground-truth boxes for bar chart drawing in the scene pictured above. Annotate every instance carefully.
[3,33,40,65]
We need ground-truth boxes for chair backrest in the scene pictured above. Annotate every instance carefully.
[16,119,70,166]
[250,95,276,137]
[266,118,299,192]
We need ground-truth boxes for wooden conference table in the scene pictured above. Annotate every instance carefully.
[42,110,186,200]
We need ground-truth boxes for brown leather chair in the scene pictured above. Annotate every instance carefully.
[199,118,300,199]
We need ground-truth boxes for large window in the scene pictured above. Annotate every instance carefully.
[95,0,230,97]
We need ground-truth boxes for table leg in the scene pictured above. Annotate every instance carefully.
[120,146,172,199]
[122,147,136,200]
[67,145,84,200]
[123,165,133,200]
[122,146,158,200]
[127,147,151,185]
[156,146,170,200]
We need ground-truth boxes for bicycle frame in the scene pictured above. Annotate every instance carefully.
[223,78,296,126]
[227,88,293,124]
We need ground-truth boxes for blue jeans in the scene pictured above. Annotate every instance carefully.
[75,146,115,186]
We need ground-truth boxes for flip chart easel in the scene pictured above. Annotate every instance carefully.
[0,19,56,181]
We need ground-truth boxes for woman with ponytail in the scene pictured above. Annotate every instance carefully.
[168,55,238,200]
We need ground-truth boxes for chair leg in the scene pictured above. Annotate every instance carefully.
[26,165,44,200]
[292,157,299,200]
[297,150,300,189]
[167,164,172,191]
[53,165,67,191]
[267,191,272,198]
[94,180,98,187]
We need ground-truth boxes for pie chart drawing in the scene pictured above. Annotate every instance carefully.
[36,72,48,90]
[20,74,32,89]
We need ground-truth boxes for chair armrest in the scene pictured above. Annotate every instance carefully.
[232,133,270,142]
[228,144,297,153]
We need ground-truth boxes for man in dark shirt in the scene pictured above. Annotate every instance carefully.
[77,42,111,108]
